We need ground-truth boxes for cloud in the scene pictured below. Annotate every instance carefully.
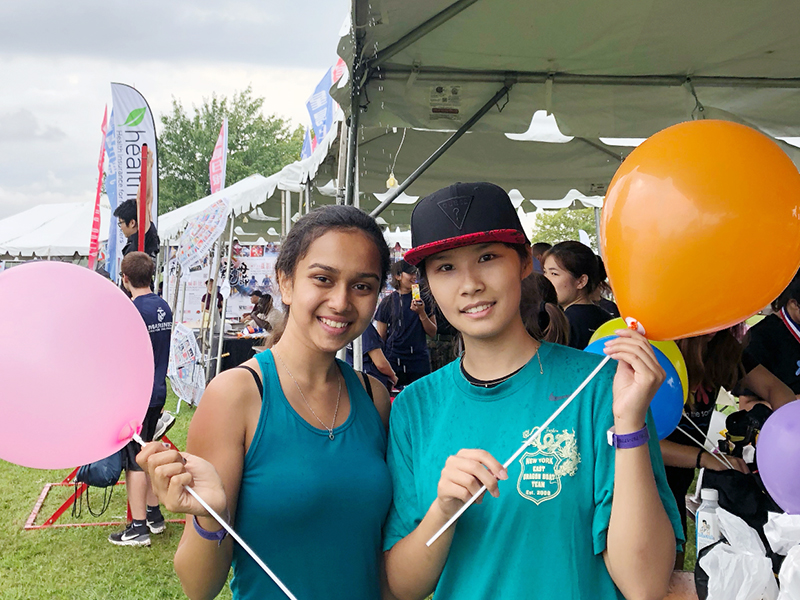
[0,0,349,68]
[0,0,350,220]
[0,109,66,142]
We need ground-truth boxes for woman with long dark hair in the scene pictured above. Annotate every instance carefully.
[542,241,612,349]
[138,205,393,600]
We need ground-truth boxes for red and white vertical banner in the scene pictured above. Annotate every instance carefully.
[87,106,108,271]
[209,118,228,194]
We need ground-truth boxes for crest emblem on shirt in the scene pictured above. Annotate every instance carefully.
[157,307,166,322]
[516,428,580,505]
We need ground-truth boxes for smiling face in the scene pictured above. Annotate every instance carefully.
[278,229,382,354]
[543,255,587,307]
[424,243,531,342]
[397,270,416,293]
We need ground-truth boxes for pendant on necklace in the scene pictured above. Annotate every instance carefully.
[328,432,335,441]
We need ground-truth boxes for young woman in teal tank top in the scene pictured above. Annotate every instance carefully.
[138,206,394,600]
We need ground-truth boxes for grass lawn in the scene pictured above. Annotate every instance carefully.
[0,386,232,600]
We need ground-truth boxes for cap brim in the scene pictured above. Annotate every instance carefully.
[404,229,527,266]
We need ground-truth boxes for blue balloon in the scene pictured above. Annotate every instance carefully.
[584,335,683,440]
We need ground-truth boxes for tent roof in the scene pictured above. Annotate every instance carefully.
[158,123,338,240]
[0,201,110,257]
[315,116,628,207]
[336,0,800,138]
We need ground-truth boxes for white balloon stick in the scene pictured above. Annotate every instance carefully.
[426,354,612,547]
[132,434,298,600]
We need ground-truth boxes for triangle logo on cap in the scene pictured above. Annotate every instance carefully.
[437,195,472,230]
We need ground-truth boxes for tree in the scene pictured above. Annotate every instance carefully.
[531,208,598,251]
[157,87,304,213]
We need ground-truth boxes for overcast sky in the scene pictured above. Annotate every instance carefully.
[0,0,350,218]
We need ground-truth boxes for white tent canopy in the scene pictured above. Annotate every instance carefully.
[335,0,800,139]
[158,123,339,241]
[0,200,111,258]
[314,113,628,217]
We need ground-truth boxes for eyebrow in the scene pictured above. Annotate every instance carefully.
[307,263,380,281]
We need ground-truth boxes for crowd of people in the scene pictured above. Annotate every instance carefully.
[117,181,798,599]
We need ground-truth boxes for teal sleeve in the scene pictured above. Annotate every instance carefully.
[592,406,686,555]
[383,397,422,552]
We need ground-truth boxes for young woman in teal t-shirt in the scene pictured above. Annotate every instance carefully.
[138,206,394,600]
[382,183,684,600]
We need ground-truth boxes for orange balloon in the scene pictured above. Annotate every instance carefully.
[601,120,800,341]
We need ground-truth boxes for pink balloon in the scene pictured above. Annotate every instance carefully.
[0,261,153,469]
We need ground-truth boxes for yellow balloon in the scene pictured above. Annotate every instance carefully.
[589,318,688,402]
[651,340,689,403]
[589,318,627,345]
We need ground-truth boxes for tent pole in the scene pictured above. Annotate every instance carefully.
[344,106,360,206]
[336,122,349,205]
[171,261,182,317]
[178,280,187,325]
[280,190,286,238]
[594,207,603,254]
[370,83,514,218]
[204,238,224,382]
[305,180,312,214]
[215,212,236,377]
[369,0,481,71]
[286,191,292,233]
[375,68,800,89]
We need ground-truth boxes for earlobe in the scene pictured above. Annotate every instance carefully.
[277,271,292,306]
[576,274,589,290]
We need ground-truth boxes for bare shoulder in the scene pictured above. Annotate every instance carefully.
[186,358,263,456]
[366,374,391,431]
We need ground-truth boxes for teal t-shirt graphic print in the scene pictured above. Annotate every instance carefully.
[384,342,684,600]
[517,426,581,505]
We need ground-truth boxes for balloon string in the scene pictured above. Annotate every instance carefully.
[426,354,612,547]
[673,426,732,470]
[680,411,736,469]
[132,434,298,600]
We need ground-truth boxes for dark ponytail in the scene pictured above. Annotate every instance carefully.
[521,273,570,345]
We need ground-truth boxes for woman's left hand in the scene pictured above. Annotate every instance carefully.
[604,329,665,426]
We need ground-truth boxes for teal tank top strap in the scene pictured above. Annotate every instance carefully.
[243,350,278,468]
[336,358,370,409]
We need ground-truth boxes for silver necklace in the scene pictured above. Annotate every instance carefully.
[274,352,341,440]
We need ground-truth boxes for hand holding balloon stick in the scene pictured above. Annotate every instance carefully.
[426,354,612,547]
[132,435,299,600]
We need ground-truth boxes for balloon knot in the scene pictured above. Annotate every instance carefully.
[117,420,143,443]
[625,317,646,335]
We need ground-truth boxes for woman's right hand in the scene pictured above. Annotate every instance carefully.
[137,442,228,518]
[700,451,750,474]
[436,449,508,519]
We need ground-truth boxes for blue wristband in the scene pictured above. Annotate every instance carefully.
[193,515,228,545]
[607,425,649,449]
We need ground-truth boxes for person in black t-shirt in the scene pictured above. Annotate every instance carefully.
[741,270,800,410]
[660,328,795,567]
[542,241,612,350]
[346,322,398,393]
[109,252,172,547]
[375,260,436,387]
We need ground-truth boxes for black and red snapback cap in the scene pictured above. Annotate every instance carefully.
[404,182,529,266]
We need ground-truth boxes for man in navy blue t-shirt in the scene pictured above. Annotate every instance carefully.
[109,252,173,547]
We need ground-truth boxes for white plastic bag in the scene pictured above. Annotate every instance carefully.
[766,512,800,556]
[699,508,779,600]
[778,545,800,600]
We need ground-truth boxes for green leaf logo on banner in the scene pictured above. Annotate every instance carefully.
[123,108,146,127]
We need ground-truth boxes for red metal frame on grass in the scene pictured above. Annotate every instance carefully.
[24,435,185,530]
